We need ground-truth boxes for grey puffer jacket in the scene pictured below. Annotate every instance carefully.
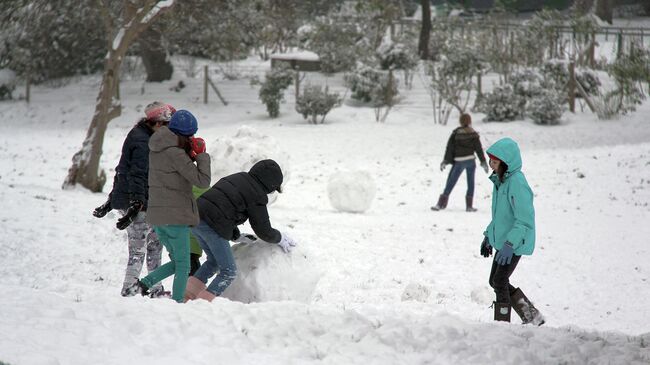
[146,126,211,226]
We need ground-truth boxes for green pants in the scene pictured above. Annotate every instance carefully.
[141,225,190,303]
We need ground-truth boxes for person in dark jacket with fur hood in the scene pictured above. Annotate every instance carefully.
[184,159,297,302]
[92,101,175,297]
[431,113,489,212]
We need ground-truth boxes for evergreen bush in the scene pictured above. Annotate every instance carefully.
[258,66,294,118]
[528,89,565,125]
[295,84,342,124]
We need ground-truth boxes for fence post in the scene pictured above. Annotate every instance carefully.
[476,73,482,98]
[617,32,624,59]
[568,61,576,113]
[294,68,300,101]
[25,76,30,103]
[203,65,208,104]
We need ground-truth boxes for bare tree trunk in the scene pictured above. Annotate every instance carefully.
[63,0,175,192]
[418,0,432,60]
[139,27,173,82]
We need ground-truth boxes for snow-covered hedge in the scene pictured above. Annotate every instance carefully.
[477,85,522,122]
[528,89,565,125]
[295,84,342,124]
[345,65,398,107]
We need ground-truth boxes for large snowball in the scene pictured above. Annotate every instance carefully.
[220,242,320,303]
[327,170,376,213]
[209,126,290,201]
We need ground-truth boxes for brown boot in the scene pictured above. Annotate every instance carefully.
[196,289,217,302]
[430,194,449,211]
[183,276,206,302]
[494,302,511,322]
[466,196,477,212]
[510,288,545,326]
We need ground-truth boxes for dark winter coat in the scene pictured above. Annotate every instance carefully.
[110,119,154,210]
[443,127,487,164]
[146,126,211,226]
[197,160,283,243]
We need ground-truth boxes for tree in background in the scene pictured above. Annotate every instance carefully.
[63,0,175,192]
[0,0,106,84]
[418,0,432,60]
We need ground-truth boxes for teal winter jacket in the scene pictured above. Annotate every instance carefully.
[483,138,536,256]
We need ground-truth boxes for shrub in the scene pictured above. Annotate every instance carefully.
[295,84,342,124]
[0,69,16,101]
[528,89,565,125]
[300,19,363,74]
[477,84,522,122]
[344,65,382,103]
[258,66,294,118]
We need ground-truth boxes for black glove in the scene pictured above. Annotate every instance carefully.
[480,236,493,258]
[116,200,143,230]
[93,200,112,218]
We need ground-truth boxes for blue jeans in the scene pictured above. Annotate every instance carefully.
[443,159,476,197]
[191,221,237,296]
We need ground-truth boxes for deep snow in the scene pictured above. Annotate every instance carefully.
[0,54,649,364]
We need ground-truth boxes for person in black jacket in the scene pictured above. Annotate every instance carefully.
[184,159,297,302]
[431,113,489,212]
[92,101,175,297]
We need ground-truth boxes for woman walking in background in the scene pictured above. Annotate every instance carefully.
[479,137,544,325]
[431,113,488,212]
[135,109,211,303]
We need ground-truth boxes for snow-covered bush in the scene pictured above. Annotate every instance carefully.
[327,170,376,213]
[377,40,418,72]
[344,65,382,103]
[221,240,320,303]
[477,85,522,122]
[541,60,601,96]
[541,60,569,89]
[257,66,294,118]
[0,69,16,101]
[208,126,290,201]
[527,89,565,125]
[295,84,342,124]
[576,69,601,96]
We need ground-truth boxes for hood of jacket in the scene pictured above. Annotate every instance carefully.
[248,159,283,194]
[149,126,178,152]
[486,137,523,175]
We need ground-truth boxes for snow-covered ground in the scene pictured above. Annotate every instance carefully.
[1,55,649,364]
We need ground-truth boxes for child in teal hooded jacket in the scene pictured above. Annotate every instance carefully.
[480,138,544,325]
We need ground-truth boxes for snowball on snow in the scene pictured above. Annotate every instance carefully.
[221,241,320,303]
[327,170,376,213]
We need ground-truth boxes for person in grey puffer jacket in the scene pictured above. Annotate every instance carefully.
[135,109,211,303]
[431,113,489,212]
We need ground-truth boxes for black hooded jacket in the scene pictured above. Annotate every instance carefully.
[197,159,283,243]
[110,119,153,210]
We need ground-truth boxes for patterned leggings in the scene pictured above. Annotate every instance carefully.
[120,211,163,296]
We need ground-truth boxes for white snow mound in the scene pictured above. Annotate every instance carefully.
[327,170,376,213]
[209,126,290,199]
[221,241,320,303]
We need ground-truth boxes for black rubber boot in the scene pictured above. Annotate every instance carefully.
[430,194,449,211]
[466,196,477,212]
[494,302,511,322]
[510,288,545,326]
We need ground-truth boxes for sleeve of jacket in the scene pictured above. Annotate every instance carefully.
[443,131,455,164]
[171,151,212,188]
[505,177,535,251]
[474,133,487,164]
[247,204,281,243]
[127,137,148,202]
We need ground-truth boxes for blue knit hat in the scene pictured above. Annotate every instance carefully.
[168,110,198,136]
